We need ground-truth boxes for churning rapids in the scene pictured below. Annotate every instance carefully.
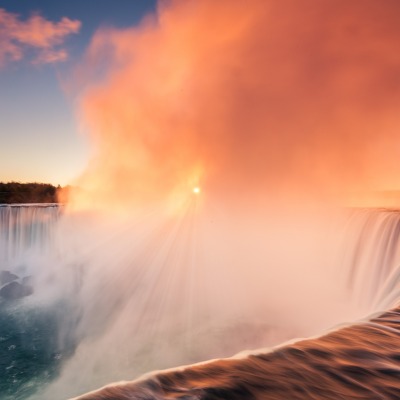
[1,204,400,399]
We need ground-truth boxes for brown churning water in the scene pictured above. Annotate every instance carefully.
[72,306,400,400]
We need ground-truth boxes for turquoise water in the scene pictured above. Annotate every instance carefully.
[0,300,76,400]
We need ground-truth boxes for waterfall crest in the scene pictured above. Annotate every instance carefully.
[0,204,61,271]
[342,209,400,310]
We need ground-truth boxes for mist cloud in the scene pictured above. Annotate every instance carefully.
[70,0,400,211]
[0,8,81,66]
[39,3,400,395]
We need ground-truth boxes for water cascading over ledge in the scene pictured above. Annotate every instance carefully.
[0,204,62,271]
[69,208,400,400]
[342,208,400,311]
[2,205,400,399]
[0,204,75,400]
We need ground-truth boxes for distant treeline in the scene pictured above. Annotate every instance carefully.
[0,182,64,204]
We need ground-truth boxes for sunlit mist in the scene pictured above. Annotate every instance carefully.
[4,1,400,399]
[69,0,400,212]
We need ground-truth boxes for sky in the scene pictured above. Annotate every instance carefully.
[0,0,157,186]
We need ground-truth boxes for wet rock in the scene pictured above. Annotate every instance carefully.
[0,271,19,285]
[0,281,33,300]
[22,276,34,286]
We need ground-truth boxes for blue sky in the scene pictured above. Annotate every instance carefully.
[0,0,157,185]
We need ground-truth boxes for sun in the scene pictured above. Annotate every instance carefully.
[193,187,200,194]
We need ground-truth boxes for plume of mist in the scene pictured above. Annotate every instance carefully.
[69,0,400,211]
[40,1,400,398]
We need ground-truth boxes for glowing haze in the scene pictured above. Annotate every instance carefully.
[70,0,400,212]
[29,2,400,397]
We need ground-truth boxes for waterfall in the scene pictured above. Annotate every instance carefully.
[342,208,400,310]
[0,204,75,400]
[0,204,62,272]
[1,205,400,399]
[68,207,400,400]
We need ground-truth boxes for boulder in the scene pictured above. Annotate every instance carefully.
[0,270,19,285]
[0,281,33,300]
[22,276,34,286]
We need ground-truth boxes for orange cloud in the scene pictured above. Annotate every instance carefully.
[71,0,400,211]
[0,8,80,66]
